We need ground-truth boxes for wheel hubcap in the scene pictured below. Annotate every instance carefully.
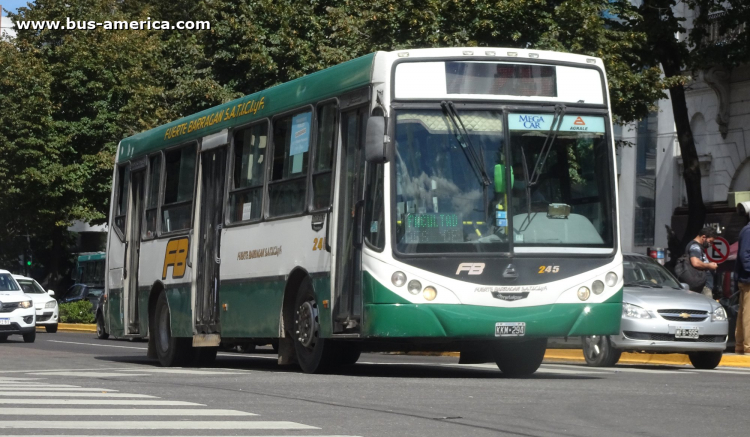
[585,335,605,360]
[295,299,318,349]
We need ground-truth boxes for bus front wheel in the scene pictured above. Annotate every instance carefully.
[494,338,547,377]
[154,292,191,367]
[292,278,338,374]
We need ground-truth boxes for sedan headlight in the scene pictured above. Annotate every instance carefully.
[623,303,651,319]
[45,301,57,308]
[711,306,727,322]
[19,300,33,309]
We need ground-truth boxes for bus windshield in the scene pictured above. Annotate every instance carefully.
[509,113,614,248]
[394,109,509,254]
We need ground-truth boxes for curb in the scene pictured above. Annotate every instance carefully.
[543,349,750,368]
[401,349,750,368]
[37,323,96,333]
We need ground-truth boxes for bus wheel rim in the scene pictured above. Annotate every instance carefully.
[296,300,318,349]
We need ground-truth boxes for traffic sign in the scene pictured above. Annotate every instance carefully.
[706,236,730,263]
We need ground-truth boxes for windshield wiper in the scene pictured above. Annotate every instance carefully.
[441,101,492,229]
[441,101,491,187]
[518,104,567,230]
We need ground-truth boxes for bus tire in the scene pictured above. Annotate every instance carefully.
[154,292,191,367]
[292,278,338,374]
[581,335,621,367]
[192,347,218,367]
[96,312,109,339]
[337,344,361,367]
[494,338,547,377]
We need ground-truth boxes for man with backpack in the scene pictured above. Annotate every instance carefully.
[687,227,718,297]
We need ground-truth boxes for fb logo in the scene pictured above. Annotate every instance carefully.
[162,237,189,279]
[456,263,485,275]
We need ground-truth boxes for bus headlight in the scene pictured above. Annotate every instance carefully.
[407,280,422,295]
[605,272,618,287]
[391,271,406,287]
[423,286,437,301]
[592,280,605,295]
[577,287,590,301]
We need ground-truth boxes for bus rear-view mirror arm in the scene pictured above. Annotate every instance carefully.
[365,116,390,164]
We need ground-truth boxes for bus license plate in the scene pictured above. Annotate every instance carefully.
[0,318,9,325]
[495,322,525,337]
[675,327,699,339]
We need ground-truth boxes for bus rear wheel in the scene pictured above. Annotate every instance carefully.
[292,278,338,374]
[494,338,547,377]
[96,313,109,339]
[154,292,191,367]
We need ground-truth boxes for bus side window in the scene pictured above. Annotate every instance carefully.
[162,145,196,233]
[114,165,130,236]
[311,103,337,210]
[144,153,162,238]
[228,122,268,223]
[268,110,312,217]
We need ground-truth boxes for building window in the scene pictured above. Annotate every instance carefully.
[634,113,657,246]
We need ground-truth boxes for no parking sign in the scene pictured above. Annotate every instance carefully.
[706,237,730,263]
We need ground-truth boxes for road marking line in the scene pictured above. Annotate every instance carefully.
[0,388,118,392]
[46,340,147,350]
[0,399,204,406]
[0,435,361,437]
[0,367,135,374]
[0,421,319,430]
[0,392,154,398]
[0,408,256,416]
[113,369,244,375]
[0,385,81,389]
[681,368,750,375]
[543,364,694,374]
[26,372,148,378]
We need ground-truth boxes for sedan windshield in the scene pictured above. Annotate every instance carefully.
[17,279,45,294]
[623,258,682,289]
[0,274,20,291]
[394,109,508,254]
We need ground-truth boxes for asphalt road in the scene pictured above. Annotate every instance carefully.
[1,331,748,437]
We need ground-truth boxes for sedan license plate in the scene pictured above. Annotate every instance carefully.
[675,327,699,339]
[0,318,9,325]
[495,322,525,337]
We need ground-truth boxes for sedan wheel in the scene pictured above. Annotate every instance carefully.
[688,351,723,369]
[582,335,621,367]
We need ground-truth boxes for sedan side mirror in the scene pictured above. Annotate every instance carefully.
[48,290,55,296]
[680,283,690,290]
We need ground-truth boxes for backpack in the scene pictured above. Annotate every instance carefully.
[674,242,707,291]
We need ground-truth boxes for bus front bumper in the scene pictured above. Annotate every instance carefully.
[362,292,622,339]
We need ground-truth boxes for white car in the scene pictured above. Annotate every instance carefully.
[13,274,59,333]
[0,270,36,343]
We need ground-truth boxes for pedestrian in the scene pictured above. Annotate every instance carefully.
[734,209,750,355]
[687,227,718,298]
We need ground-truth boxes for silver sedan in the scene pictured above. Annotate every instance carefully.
[582,254,728,369]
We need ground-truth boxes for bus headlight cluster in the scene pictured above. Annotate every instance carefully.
[391,271,407,287]
[391,272,438,300]
[577,287,591,301]
[592,280,605,295]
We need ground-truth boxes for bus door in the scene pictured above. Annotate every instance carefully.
[331,106,368,333]
[124,168,145,334]
[195,145,227,336]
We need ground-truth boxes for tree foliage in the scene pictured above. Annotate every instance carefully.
[1,0,747,280]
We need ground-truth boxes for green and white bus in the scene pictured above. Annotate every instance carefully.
[103,48,623,375]
[73,252,105,287]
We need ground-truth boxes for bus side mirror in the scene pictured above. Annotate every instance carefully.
[365,116,389,164]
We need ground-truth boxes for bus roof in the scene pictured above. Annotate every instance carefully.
[117,53,376,163]
[77,252,106,262]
